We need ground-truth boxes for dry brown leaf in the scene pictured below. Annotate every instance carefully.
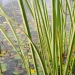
[20,31,24,34]
[16,29,21,33]
[1,57,5,60]
[13,67,24,74]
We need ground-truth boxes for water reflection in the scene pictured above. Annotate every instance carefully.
[0,0,16,6]
[0,0,9,6]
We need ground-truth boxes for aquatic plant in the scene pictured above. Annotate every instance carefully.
[0,0,75,75]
